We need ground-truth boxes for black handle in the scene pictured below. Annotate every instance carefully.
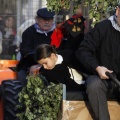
[105,72,120,87]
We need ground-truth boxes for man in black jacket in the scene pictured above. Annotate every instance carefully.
[76,4,120,120]
[18,8,56,86]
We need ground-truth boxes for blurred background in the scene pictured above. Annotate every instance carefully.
[0,0,90,59]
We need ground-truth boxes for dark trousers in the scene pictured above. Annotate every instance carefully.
[85,75,110,120]
[17,70,28,86]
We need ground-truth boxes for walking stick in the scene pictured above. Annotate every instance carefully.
[105,72,120,87]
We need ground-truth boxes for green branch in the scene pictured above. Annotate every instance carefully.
[46,0,118,26]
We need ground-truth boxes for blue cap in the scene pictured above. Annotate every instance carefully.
[37,8,55,19]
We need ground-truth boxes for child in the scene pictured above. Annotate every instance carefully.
[34,44,84,91]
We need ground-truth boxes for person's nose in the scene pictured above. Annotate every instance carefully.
[45,20,49,23]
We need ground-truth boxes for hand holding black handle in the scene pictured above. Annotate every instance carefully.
[105,72,120,87]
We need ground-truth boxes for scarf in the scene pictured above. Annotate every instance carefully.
[108,15,120,32]
[34,23,56,36]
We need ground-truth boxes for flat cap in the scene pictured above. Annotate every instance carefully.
[37,8,55,19]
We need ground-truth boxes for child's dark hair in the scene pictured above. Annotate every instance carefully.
[35,44,57,61]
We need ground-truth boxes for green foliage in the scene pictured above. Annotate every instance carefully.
[46,0,82,13]
[84,0,118,26]
[17,74,63,120]
[46,0,118,26]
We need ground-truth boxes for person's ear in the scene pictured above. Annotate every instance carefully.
[115,7,119,16]
[50,53,55,59]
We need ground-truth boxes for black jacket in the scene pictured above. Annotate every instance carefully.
[20,25,53,57]
[19,25,54,71]
[40,50,83,91]
[76,19,120,78]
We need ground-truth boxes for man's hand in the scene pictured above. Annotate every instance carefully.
[96,66,113,79]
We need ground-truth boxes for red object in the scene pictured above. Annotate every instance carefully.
[51,14,85,48]
[51,24,65,48]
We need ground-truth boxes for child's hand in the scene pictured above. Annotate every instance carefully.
[29,64,41,75]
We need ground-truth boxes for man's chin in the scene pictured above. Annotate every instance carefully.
[43,27,51,31]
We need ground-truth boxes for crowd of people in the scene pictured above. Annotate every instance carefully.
[0,3,119,120]
[17,7,85,87]
[16,4,120,120]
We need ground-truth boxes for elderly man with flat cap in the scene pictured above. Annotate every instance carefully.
[20,7,55,57]
[17,8,57,86]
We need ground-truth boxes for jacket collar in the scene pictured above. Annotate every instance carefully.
[34,23,56,36]
[108,15,120,32]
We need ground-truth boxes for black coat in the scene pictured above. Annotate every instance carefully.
[20,25,53,57]
[19,25,54,71]
[40,50,83,91]
[76,19,120,78]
